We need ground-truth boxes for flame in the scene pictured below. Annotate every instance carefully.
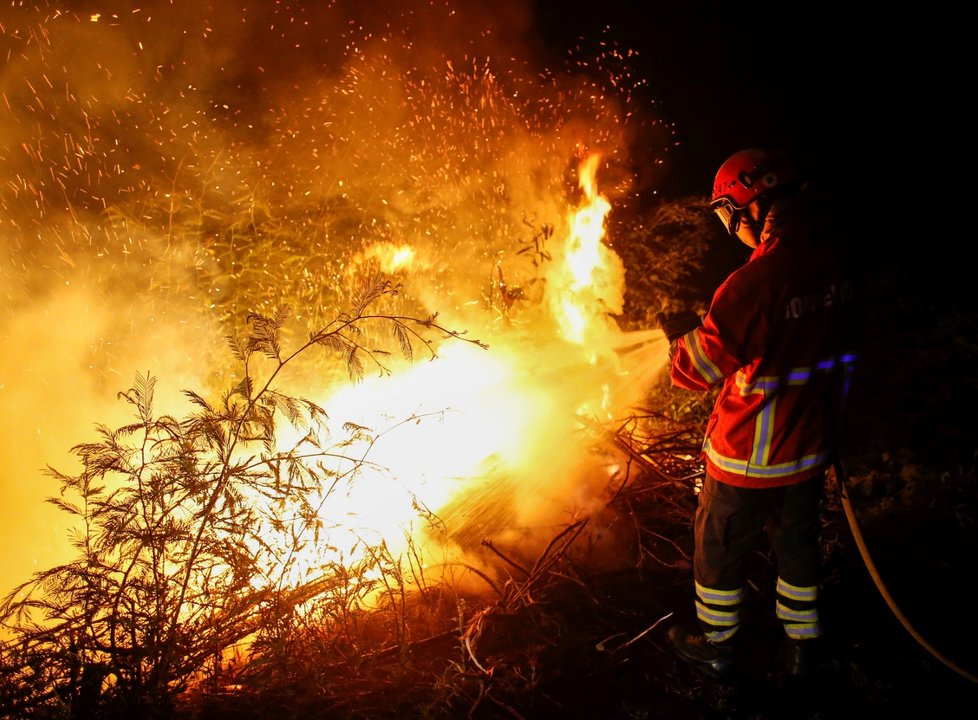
[548,153,625,346]
[0,5,674,612]
[260,153,645,591]
[269,341,547,581]
[355,241,419,275]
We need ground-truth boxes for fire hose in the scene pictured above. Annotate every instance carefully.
[833,459,978,685]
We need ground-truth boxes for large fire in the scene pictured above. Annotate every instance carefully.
[0,2,673,611]
[265,153,652,592]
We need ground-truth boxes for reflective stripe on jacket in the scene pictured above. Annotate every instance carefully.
[670,202,859,488]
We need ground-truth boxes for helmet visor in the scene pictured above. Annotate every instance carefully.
[712,202,741,236]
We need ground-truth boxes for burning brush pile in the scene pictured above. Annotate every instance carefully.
[6,4,975,718]
[0,3,734,718]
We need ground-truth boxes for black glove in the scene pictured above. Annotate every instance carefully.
[655,310,702,343]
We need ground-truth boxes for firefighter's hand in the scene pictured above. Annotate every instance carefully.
[655,310,702,343]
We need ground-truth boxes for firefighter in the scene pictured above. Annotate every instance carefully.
[656,148,860,680]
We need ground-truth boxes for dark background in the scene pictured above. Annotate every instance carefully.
[530,2,977,466]
[531,0,880,203]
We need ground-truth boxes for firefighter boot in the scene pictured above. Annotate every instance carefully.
[666,625,735,680]
[781,637,819,678]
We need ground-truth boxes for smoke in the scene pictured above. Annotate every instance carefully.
[0,1,672,600]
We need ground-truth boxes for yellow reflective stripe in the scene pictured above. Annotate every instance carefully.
[695,582,744,605]
[776,601,819,623]
[706,626,739,643]
[696,601,740,627]
[777,578,818,602]
[687,328,722,384]
[740,355,858,399]
[731,371,776,466]
[751,395,775,465]
[732,353,860,468]
[783,622,822,640]
[704,440,830,479]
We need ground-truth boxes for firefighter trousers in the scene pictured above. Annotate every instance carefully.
[692,472,823,643]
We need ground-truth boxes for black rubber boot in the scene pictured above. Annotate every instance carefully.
[781,638,819,678]
[666,625,735,680]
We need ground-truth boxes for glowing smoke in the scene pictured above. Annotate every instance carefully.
[0,1,672,600]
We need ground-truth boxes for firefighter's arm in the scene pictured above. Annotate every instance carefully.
[669,327,720,391]
[668,291,752,391]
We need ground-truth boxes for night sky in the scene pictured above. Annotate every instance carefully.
[532,0,876,206]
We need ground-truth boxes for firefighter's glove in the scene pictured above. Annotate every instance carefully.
[655,310,702,343]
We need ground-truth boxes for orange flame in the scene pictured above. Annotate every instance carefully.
[357,241,419,275]
[262,152,643,593]
[548,153,625,346]
[0,3,673,610]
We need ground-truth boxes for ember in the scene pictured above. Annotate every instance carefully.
[0,2,670,609]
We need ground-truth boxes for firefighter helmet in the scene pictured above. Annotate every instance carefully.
[710,149,796,235]
[711,148,794,210]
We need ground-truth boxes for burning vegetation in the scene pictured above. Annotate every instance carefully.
[0,2,708,716]
[3,3,975,719]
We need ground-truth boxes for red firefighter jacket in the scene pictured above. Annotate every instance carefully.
[670,199,859,488]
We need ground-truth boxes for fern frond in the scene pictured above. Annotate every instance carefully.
[351,276,398,316]
[300,399,329,424]
[263,391,301,427]
[392,322,414,361]
[226,334,249,362]
[347,347,365,383]
[313,333,347,353]
[275,305,293,327]
[182,390,213,412]
[132,372,156,423]
[45,497,82,517]
[230,377,252,400]
[247,311,284,361]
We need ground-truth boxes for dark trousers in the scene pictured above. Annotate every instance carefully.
[693,472,823,641]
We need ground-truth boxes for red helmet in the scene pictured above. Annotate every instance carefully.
[710,149,796,235]
[711,148,796,209]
